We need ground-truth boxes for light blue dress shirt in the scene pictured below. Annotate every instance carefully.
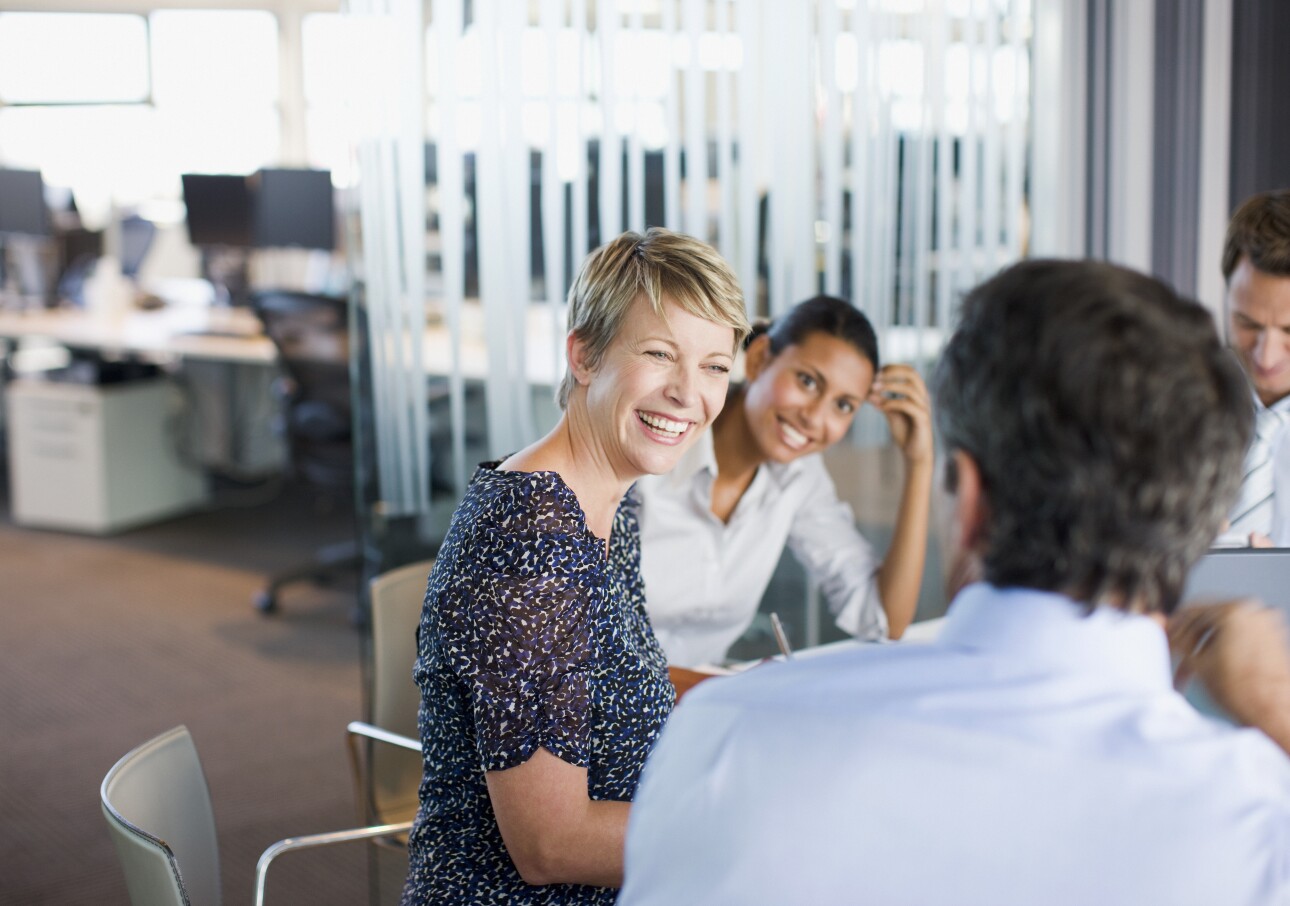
[620,584,1290,906]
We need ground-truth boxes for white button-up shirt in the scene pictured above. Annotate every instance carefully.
[620,584,1290,906]
[1265,395,1290,546]
[634,429,884,667]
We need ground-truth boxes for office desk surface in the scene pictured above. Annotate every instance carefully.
[0,303,567,383]
[0,306,277,365]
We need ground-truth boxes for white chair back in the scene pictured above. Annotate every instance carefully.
[100,725,221,906]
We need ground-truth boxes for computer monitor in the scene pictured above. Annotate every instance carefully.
[0,168,51,237]
[251,168,335,251]
[181,173,254,247]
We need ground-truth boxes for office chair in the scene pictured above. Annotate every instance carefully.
[118,214,157,281]
[250,290,362,616]
[101,725,412,906]
[346,558,433,906]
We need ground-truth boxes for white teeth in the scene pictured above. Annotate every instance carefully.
[781,422,808,449]
[638,411,689,437]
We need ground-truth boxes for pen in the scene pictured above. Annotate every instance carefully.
[769,612,793,660]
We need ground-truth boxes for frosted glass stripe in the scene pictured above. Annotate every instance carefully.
[1005,0,1026,261]
[714,0,735,256]
[934,2,953,335]
[473,0,515,458]
[662,0,681,232]
[626,2,645,232]
[820,0,843,296]
[541,0,569,396]
[959,1,981,299]
[598,0,622,239]
[982,0,1001,275]
[682,0,706,240]
[735,0,761,314]
[571,0,589,259]
[434,0,468,497]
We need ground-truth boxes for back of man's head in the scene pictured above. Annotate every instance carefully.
[933,259,1252,614]
[1223,189,1290,281]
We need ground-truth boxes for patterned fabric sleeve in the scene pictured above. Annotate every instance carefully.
[445,524,600,774]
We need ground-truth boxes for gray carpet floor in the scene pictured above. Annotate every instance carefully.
[0,479,381,905]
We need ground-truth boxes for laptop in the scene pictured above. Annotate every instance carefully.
[1182,548,1290,609]
[1179,548,1290,720]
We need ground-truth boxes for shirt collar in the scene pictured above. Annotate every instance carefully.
[662,419,806,492]
[1256,390,1290,418]
[661,426,720,490]
[936,583,1174,693]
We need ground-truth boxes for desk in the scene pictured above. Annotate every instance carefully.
[0,301,565,383]
[0,305,276,366]
[0,306,284,507]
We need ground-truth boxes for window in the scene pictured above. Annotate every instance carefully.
[0,9,283,228]
[0,13,149,104]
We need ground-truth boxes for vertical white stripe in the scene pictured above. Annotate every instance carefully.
[821,0,843,297]
[959,0,980,298]
[876,11,898,348]
[735,0,761,316]
[1108,0,1154,272]
[662,0,682,232]
[981,0,1000,275]
[627,3,646,233]
[435,0,468,497]
[714,0,735,257]
[911,2,937,361]
[682,0,706,240]
[1197,0,1232,318]
[790,4,816,306]
[501,0,533,445]
[542,0,569,397]
[1003,0,1026,263]
[764,0,815,315]
[848,0,870,308]
[764,0,785,314]
[932,0,952,347]
[474,0,516,458]
[1030,0,1087,259]
[398,0,428,513]
[599,0,622,239]
[572,0,590,259]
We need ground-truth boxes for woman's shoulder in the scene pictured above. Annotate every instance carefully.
[459,461,587,529]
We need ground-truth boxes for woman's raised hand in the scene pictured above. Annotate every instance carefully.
[870,364,934,465]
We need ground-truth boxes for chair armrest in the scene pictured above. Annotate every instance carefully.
[346,721,420,752]
[253,819,415,906]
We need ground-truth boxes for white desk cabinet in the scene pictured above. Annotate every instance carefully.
[6,378,207,533]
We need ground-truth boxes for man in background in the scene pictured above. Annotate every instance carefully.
[618,259,1290,906]
[1221,189,1290,546]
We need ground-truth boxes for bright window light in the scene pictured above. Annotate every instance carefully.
[150,10,279,106]
[0,13,149,104]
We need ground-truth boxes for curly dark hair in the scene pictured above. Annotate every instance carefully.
[933,259,1252,615]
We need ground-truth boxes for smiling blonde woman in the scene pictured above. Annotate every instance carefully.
[400,228,748,906]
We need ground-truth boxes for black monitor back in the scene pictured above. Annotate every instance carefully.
[181,173,253,247]
[0,168,51,237]
[252,168,335,251]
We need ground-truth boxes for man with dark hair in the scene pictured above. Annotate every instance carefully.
[618,260,1290,906]
[1220,189,1290,546]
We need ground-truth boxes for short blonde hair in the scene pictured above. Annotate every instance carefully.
[558,228,750,408]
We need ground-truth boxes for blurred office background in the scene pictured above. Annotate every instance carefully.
[3,0,1290,903]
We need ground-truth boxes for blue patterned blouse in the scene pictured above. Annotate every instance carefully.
[400,463,674,906]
